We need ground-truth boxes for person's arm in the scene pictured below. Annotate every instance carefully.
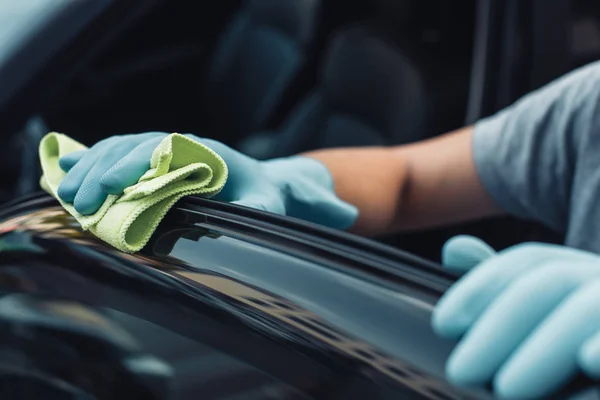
[304,127,502,236]
[306,60,600,238]
[54,62,600,239]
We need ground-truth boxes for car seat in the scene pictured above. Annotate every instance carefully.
[203,0,323,141]
[238,22,464,159]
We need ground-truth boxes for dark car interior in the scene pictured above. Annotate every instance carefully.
[0,0,599,262]
[39,0,475,152]
[2,2,600,399]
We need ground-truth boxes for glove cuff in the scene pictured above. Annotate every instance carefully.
[263,156,335,190]
[263,156,358,230]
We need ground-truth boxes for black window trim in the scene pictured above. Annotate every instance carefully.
[176,196,457,298]
[1,192,457,300]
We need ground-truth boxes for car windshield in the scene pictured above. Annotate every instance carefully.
[0,0,63,64]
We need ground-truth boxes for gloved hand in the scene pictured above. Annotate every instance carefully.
[57,132,358,230]
[433,235,600,399]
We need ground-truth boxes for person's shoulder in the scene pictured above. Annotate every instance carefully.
[550,60,600,101]
[563,61,600,137]
[551,60,600,87]
[567,59,600,76]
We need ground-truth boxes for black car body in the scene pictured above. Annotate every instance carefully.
[1,194,599,399]
[0,193,472,399]
[0,1,600,398]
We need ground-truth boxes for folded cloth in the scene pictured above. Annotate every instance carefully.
[39,132,228,253]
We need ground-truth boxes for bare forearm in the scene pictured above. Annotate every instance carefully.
[396,127,503,230]
[304,127,503,236]
[303,146,408,235]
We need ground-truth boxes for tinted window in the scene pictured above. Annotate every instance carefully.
[105,309,315,400]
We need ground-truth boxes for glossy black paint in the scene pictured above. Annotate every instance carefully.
[0,194,597,399]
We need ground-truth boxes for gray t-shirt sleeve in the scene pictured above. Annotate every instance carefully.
[473,60,600,234]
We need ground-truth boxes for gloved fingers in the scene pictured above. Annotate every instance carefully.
[186,135,260,203]
[59,150,87,172]
[578,332,600,379]
[303,191,359,230]
[494,278,600,399]
[578,334,600,379]
[57,141,110,203]
[282,175,358,230]
[232,192,286,216]
[210,162,259,203]
[100,136,164,194]
[582,337,600,381]
[442,235,496,274]
[73,137,148,215]
[432,243,596,339]
[578,279,600,380]
[445,263,599,388]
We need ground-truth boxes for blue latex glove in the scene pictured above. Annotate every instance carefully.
[434,235,600,399]
[57,132,358,230]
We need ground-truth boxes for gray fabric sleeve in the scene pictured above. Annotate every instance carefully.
[472,60,600,232]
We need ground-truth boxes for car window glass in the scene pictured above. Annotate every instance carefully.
[105,309,316,400]
[0,0,68,64]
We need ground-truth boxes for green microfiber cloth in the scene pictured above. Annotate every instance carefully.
[39,132,228,253]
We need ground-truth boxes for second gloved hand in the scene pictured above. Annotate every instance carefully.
[434,235,600,399]
[57,132,358,230]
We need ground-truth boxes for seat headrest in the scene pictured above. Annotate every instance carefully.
[321,25,429,144]
[247,0,321,45]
